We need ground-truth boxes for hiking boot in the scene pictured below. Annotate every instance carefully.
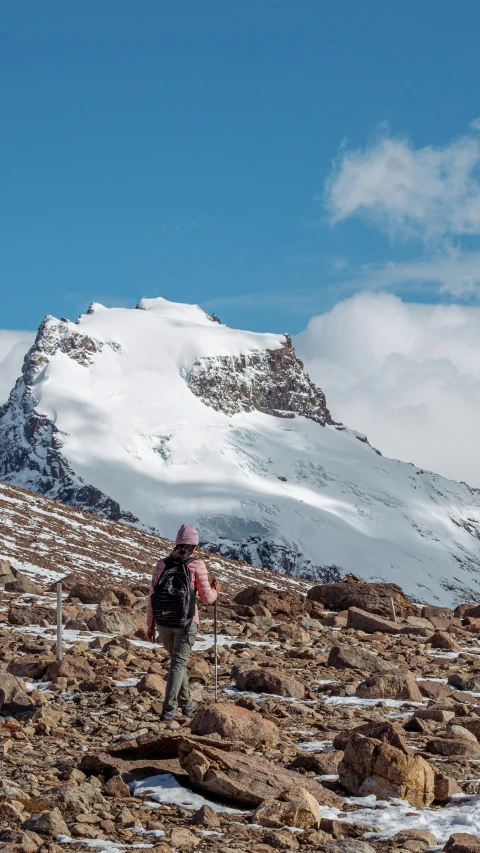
[181,700,198,718]
[160,708,178,721]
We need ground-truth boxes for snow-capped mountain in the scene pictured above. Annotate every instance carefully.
[1,296,480,607]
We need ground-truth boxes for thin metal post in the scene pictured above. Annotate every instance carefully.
[56,582,63,661]
[390,597,397,624]
[214,599,218,703]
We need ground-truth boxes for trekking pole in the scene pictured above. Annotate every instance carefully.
[214,598,218,703]
[56,582,63,661]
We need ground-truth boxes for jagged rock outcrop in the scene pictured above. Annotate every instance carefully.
[0,316,137,523]
[184,336,333,425]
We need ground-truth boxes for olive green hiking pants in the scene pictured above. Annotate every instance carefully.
[156,622,198,712]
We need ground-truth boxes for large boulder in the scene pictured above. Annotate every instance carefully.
[8,604,57,626]
[430,631,460,651]
[234,666,305,699]
[444,834,480,853]
[356,671,423,702]
[7,656,53,679]
[327,645,391,673]
[425,738,480,758]
[291,750,343,776]
[333,720,413,754]
[0,829,39,853]
[137,673,166,696]
[22,808,69,837]
[307,581,413,618]
[87,606,137,636]
[448,673,480,692]
[5,570,44,595]
[0,673,34,715]
[0,559,15,586]
[177,736,342,807]
[346,607,400,635]
[68,583,116,605]
[252,787,321,830]
[339,731,435,808]
[191,703,279,746]
[45,654,94,683]
[234,585,307,618]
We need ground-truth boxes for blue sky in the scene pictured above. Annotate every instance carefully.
[2,0,480,334]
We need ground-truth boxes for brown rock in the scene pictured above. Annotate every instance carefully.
[191,703,279,746]
[103,775,131,797]
[45,654,94,683]
[307,581,413,618]
[430,631,461,651]
[262,829,299,849]
[327,645,391,673]
[190,804,220,827]
[87,606,137,635]
[425,737,480,758]
[169,827,199,848]
[313,842,376,853]
[392,829,437,849]
[177,736,342,807]
[346,607,400,635]
[356,671,423,702]
[339,733,435,808]
[417,680,452,699]
[0,673,34,715]
[290,750,343,776]
[277,624,310,644]
[137,673,167,696]
[448,671,480,691]
[422,605,454,621]
[434,772,462,803]
[8,604,57,626]
[443,834,480,853]
[5,571,44,594]
[334,720,413,754]
[253,787,321,830]
[234,667,304,699]
[0,829,39,853]
[68,583,115,604]
[22,808,69,837]
[414,708,455,723]
[234,585,307,618]
[453,718,480,740]
[7,657,53,679]
[319,820,379,839]
[0,558,15,585]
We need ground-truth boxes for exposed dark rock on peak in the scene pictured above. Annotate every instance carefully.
[0,317,136,524]
[185,335,333,425]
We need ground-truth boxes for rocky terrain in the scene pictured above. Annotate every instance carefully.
[2,488,480,853]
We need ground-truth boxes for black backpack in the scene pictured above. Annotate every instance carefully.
[151,556,196,628]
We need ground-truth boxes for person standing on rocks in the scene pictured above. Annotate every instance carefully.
[147,524,220,721]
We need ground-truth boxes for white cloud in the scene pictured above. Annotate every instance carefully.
[295,292,480,486]
[0,330,35,405]
[342,248,480,297]
[325,129,480,242]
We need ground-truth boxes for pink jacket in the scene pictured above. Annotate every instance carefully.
[147,558,217,629]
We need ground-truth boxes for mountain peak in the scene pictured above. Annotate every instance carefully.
[1,296,480,606]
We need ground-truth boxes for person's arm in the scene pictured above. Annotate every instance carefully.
[193,559,218,605]
[146,561,163,639]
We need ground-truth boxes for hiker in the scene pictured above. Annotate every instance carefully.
[146,524,220,721]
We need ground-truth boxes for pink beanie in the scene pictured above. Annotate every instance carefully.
[176,524,199,545]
